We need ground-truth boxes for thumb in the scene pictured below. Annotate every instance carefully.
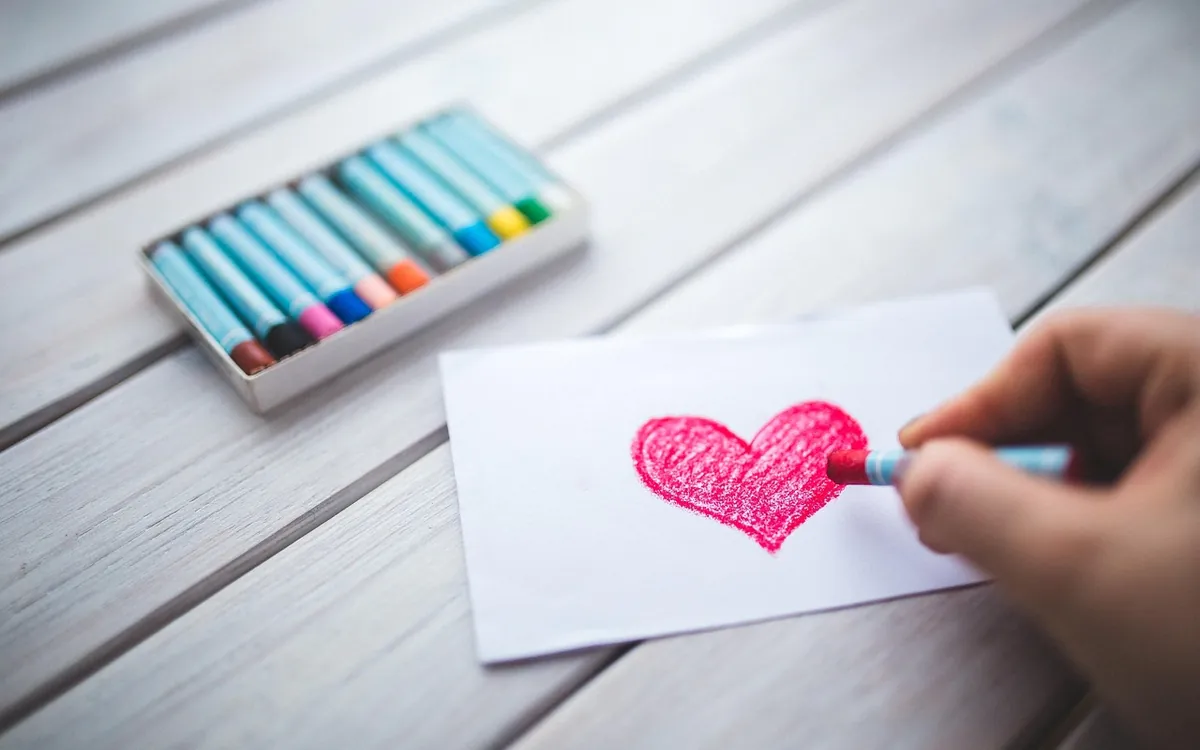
[898,438,1103,605]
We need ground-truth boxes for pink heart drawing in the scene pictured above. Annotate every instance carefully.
[631,401,868,553]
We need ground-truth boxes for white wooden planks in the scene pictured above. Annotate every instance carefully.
[0,0,526,242]
[0,0,1097,731]
[0,0,811,449]
[0,0,240,96]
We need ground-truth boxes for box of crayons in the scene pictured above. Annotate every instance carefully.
[140,107,588,413]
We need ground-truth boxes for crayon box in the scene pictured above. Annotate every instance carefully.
[140,105,589,413]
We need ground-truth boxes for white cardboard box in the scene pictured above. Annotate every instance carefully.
[140,109,589,413]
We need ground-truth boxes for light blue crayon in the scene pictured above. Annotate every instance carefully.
[420,119,541,204]
[365,142,497,259]
[434,111,573,211]
[209,214,344,340]
[337,155,471,270]
[396,129,509,216]
[150,241,255,353]
[180,227,287,338]
[266,188,375,283]
[297,174,417,275]
[236,201,371,324]
[857,445,1076,486]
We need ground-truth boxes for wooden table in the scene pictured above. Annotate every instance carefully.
[1,0,1197,746]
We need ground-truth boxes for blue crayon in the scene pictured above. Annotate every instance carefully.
[395,129,530,241]
[149,241,276,374]
[431,111,573,212]
[208,214,345,341]
[826,445,1079,486]
[237,201,371,325]
[265,188,399,310]
[336,155,470,270]
[180,228,313,358]
[365,141,498,258]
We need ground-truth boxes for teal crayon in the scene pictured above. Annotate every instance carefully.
[365,141,496,261]
[236,201,372,325]
[826,445,1079,486]
[297,174,432,295]
[180,227,313,358]
[420,117,554,224]
[149,241,276,374]
[209,214,345,341]
[337,154,471,271]
[265,188,399,310]
[395,129,531,242]
[432,111,573,213]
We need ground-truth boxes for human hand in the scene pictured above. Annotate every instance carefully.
[896,308,1200,749]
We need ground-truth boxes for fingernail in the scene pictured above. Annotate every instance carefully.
[898,413,926,439]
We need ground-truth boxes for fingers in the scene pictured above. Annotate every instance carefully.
[1122,404,1200,498]
[900,308,1200,449]
[898,438,1104,607]
[899,316,1076,447]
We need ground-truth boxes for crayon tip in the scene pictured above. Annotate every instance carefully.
[514,196,552,224]
[298,304,345,340]
[230,340,276,375]
[485,206,530,240]
[453,222,502,256]
[353,275,399,309]
[385,259,431,294]
[325,289,372,324]
[264,321,314,358]
[826,450,870,485]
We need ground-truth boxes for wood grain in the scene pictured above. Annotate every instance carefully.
[0,0,809,449]
[0,0,1096,731]
[3,447,609,749]
[7,0,1200,747]
[0,0,526,241]
[0,0,242,96]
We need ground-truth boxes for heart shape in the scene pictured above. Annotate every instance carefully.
[631,401,868,553]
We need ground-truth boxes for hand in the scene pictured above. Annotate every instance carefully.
[896,308,1200,749]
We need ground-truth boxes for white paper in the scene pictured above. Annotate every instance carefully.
[441,289,1012,662]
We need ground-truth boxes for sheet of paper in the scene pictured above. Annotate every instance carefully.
[441,289,1013,662]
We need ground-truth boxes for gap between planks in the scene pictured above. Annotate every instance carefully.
[1013,157,1200,329]
[0,0,264,102]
